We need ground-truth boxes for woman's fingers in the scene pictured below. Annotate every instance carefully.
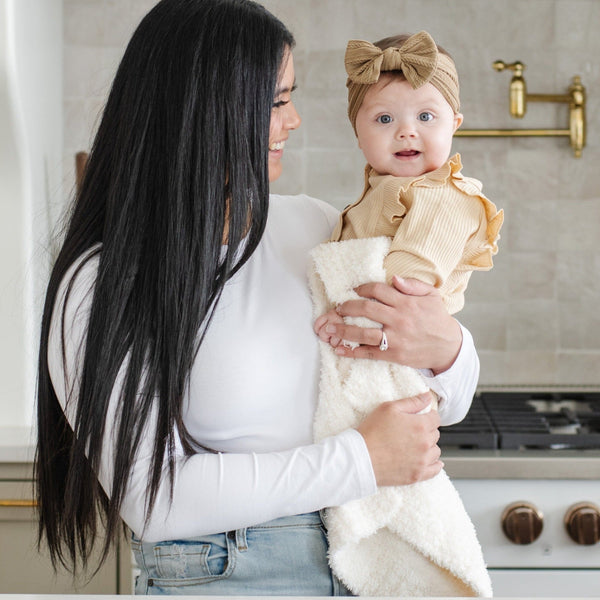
[391,275,436,297]
[346,281,401,311]
[350,277,440,308]
[334,278,441,331]
[326,322,383,348]
[335,297,393,327]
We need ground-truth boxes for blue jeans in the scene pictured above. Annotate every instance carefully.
[131,511,353,595]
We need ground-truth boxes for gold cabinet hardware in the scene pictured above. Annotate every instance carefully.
[456,60,586,158]
[0,499,38,508]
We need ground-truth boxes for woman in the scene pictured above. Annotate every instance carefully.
[36,0,478,595]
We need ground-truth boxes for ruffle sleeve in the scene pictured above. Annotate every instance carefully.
[445,154,504,270]
[381,153,503,272]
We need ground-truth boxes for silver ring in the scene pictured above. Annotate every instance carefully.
[379,330,388,352]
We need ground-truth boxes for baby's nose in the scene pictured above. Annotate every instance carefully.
[394,121,417,138]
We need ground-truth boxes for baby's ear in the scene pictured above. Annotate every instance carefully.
[453,112,464,132]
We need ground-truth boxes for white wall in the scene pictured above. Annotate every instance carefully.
[0,0,62,427]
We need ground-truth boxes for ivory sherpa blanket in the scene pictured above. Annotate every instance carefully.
[308,236,492,598]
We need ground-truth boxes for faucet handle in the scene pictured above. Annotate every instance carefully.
[493,60,525,77]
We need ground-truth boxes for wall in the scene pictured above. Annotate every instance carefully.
[0,0,62,426]
[62,0,600,387]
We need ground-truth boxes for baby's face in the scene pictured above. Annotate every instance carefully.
[355,75,463,178]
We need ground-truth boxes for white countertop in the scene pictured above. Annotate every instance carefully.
[0,597,596,600]
[443,449,600,479]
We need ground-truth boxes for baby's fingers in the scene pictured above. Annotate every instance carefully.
[313,309,344,339]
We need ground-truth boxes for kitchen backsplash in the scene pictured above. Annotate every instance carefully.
[63,0,600,387]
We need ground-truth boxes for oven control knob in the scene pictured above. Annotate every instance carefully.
[565,502,600,545]
[501,501,543,544]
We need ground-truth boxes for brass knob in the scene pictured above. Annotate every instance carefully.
[501,501,543,544]
[565,502,600,545]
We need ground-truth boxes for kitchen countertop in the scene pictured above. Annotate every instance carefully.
[0,426,36,463]
[442,449,600,479]
[1,597,597,600]
[3,425,600,479]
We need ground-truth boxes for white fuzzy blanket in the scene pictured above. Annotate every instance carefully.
[308,237,492,597]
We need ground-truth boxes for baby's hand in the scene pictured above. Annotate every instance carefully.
[313,309,344,347]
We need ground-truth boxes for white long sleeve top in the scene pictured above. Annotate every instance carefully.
[47,194,479,543]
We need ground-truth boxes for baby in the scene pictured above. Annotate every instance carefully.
[317,31,503,348]
[308,31,500,597]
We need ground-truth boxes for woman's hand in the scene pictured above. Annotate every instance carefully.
[357,392,442,486]
[316,276,462,374]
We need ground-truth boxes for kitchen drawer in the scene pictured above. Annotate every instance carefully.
[0,475,130,593]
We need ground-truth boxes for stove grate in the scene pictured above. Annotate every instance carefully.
[438,397,498,449]
[439,391,600,450]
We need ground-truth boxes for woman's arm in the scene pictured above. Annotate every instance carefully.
[117,393,440,541]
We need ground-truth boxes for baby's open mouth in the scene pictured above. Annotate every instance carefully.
[395,150,420,157]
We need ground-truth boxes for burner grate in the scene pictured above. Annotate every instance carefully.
[439,391,600,450]
[438,397,497,449]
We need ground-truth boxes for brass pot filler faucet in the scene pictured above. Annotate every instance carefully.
[455,60,586,158]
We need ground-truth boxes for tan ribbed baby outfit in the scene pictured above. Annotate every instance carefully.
[330,153,503,314]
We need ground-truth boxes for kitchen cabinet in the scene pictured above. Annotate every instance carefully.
[0,461,131,594]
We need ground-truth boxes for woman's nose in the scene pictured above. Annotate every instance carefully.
[285,101,301,131]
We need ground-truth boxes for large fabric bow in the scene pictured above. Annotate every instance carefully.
[345,31,438,89]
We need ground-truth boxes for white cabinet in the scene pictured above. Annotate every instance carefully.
[0,462,131,594]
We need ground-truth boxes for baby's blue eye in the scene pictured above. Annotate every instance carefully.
[418,112,433,122]
[376,114,393,124]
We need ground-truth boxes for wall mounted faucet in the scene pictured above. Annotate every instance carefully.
[456,60,587,158]
[492,60,527,118]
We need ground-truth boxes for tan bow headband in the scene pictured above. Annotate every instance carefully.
[345,31,460,134]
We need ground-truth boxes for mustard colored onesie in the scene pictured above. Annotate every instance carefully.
[329,153,503,314]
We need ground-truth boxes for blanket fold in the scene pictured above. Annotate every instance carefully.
[309,237,492,598]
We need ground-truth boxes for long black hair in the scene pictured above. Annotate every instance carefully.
[36,0,294,571]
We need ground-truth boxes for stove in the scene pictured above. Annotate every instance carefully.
[439,390,600,598]
[440,390,600,451]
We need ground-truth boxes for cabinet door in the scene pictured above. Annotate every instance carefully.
[0,480,120,594]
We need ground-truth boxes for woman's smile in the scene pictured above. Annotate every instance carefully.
[268,52,300,182]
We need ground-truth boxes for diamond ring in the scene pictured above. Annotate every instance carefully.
[379,330,388,352]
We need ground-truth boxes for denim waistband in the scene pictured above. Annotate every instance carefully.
[247,510,322,529]
[131,510,323,544]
